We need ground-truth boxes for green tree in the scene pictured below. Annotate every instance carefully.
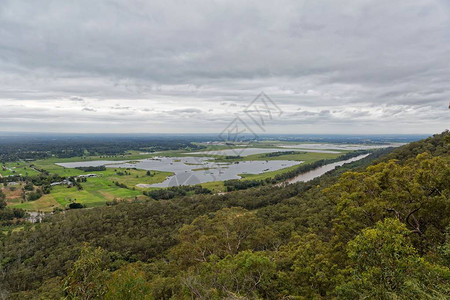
[105,264,153,300]
[0,190,6,209]
[183,251,276,299]
[170,207,268,266]
[24,181,34,191]
[275,233,339,298]
[439,225,450,267]
[327,153,450,253]
[63,243,110,300]
[337,218,450,299]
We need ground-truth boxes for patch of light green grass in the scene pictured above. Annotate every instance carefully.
[0,162,40,177]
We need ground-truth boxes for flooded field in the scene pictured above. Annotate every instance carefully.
[58,157,302,187]
[56,160,129,168]
[189,147,340,156]
[55,145,378,188]
[277,143,403,151]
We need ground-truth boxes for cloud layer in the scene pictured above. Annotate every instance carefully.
[0,0,449,134]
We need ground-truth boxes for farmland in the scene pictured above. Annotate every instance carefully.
[0,143,378,211]
[2,165,173,211]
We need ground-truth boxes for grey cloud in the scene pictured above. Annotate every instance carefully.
[168,108,203,114]
[70,96,84,102]
[0,0,449,134]
[110,106,131,110]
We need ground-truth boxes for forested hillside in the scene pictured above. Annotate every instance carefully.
[0,131,449,299]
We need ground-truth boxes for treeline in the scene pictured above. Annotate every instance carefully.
[0,174,23,184]
[380,130,449,162]
[224,155,242,159]
[0,190,27,226]
[0,137,204,162]
[0,207,27,226]
[75,166,106,172]
[264,150,304,157]
[143,185,212,200]
[113,181,129,189]
[224,179,264,191]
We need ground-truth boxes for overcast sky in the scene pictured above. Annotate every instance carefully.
[0,0,449,134]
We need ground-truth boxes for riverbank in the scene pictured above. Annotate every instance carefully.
[278,154,370,185]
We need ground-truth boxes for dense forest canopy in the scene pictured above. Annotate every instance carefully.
[0,131,448,299]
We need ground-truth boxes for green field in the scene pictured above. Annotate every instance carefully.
[4,146,352,211]
[8,168,173,212]
[1,162,41,177]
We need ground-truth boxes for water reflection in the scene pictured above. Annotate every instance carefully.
[58,157,302,187]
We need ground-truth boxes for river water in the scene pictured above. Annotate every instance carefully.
[281,154,370,184]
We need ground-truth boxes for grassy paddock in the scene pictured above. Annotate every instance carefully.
[1,162,40,177]
[7,168,173,211]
